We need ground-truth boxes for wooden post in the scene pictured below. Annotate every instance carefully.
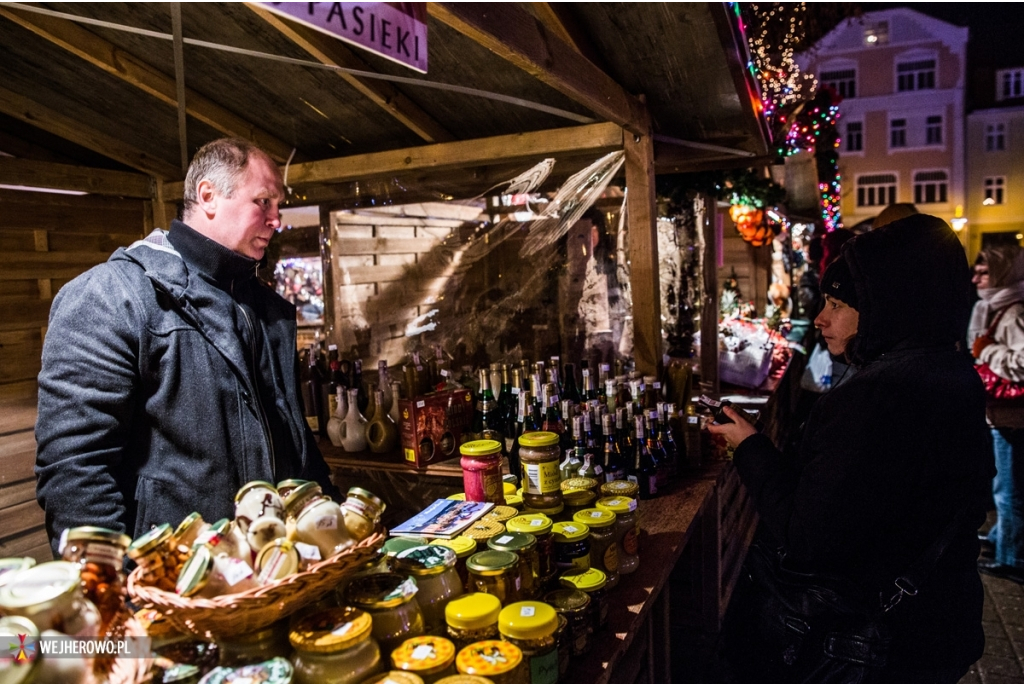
[700,195,719,392]
[624,122,662,377]
[319,205,336,348]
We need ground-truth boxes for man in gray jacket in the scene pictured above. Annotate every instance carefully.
[36,138,338,555]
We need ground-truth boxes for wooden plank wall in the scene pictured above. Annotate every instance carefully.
[0,189,148,561]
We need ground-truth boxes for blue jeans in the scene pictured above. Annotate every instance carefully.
[988,427,1024,568]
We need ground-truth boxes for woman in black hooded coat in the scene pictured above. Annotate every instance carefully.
[711,214,991,683]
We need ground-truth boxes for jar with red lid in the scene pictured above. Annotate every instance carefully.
[460,440,506,505]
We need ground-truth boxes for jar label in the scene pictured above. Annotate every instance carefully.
[511,387,520,394]
[653,382,661,389]
[524,460,561,494]
[85,542,123,568]
[305,416,319,432]
[530,648,559,684]
[223,558,254,586]
[331,621,354,636]
[624,529,639,556]
[530,519,544,527]
[417,400,426,408]
[315,514,338,530]
[627,475,638,485]
[628,500,638,512]
[563,525,578,534]
[295,542,321,561]
[589,511,603,519]
[603,544,619,573]
[496,535,514,545]
[574,552,591,571]
[594,465,603,476]
[520,605,535,617]
[412,644,436,661]
[688,416,699,425]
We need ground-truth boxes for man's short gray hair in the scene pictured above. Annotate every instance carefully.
[182,138,268,217]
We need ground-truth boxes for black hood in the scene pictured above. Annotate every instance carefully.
[843,214,972,364]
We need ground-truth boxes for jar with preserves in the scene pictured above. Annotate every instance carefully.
[218,620,291,666]
[486,532,538,600]
[176,543,258,598]
[345,573,425,654]
[572,509,619,589]
[61,526,130,634]
[560,477,599,497]
[255,538,300,584]
[0,558,35,589]
[294,495,354,560]
[393,546,463,636]
[551,522,591,573]
[465,550,521,605]
[544,589,591,657]
[127,523,182,592]
[195,518,252,563]
[498,601,559,684]
[455,640,527,684]
[276,478,308,499]
[599,480,639,500]
[383,537,429,570]
[483,505,518,525]
[559,567,608,632]
[518,432,563,510]
[234,481,285,533]
[460,440,506,505]
[1,615,89,684]
[390,635,457,680]
[0,561,100,637]
[561,489,597,520]
[365,671,424,684]
[200,658,293,685]
[505,514,555,585]
[444,592,501,651]
[429,537,477,592]
[173,512,210,549]
[596,496,639,574]
[521,501,568,523]
[461,520,505,545]
[343,487,386,541]
[290,607,382,684]
[505,492,524,511]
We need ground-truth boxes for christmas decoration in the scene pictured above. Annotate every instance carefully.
[777,88,843,230]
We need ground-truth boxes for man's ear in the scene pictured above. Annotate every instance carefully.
[195,178,219,217]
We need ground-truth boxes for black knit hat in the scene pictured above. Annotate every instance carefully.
[821,257,858,310]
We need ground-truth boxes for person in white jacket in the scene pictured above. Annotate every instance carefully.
[971,244,1024,582]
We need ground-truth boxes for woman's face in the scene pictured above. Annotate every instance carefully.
[814,295,860,357]
[972,263,990,289]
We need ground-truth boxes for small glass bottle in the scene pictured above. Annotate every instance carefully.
[444,592,501,652]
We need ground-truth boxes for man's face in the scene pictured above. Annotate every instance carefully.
[814,295,860,357]
[206,154,283,260]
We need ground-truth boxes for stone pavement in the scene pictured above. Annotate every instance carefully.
[959,572,1024,684]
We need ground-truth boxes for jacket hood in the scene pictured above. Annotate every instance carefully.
[843,214,972,364]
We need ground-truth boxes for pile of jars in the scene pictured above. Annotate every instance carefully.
[128,481,385,599]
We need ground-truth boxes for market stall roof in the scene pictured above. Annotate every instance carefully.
[0,2,771,203]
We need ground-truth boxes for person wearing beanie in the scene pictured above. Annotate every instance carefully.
[711,214,991,682]
[970,244,1024,583]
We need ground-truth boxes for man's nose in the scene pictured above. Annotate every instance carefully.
[267,206,282,229]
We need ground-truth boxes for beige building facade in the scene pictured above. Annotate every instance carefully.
[965,97,1024,260]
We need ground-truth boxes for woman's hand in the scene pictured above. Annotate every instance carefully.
[706,405,758,449]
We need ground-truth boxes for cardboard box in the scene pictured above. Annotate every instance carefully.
[398,388,474,468]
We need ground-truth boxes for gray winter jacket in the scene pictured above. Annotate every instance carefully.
[35,224,336,555]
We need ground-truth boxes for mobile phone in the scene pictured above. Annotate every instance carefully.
[697,394,762,429]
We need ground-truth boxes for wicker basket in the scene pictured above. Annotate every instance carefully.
[99,614,153,684]
[127,531,385,639]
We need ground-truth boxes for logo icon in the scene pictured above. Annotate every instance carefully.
[5,632,36,664]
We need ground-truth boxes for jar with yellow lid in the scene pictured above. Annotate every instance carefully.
[497,601,559,684]
[294,494,355,560]
[543,589,591,657]
[571,509,619,589]
[364,671,425,684]
[290,606,382,684]
[599,480,639,499]
[344,487,386,541]
[61,526,131,635]
[393,546,463,636]
[502,482,517,497]
[444,592,501,651]
[390,635,457,680]
[446,492,467,501]
[218,619,291,666]
[596,496,639,575]
[276,478,308,499]
[461,520,505,544]
[551,522,591,573]
[517,432,563,510]
[430,537,477,592]
[176,543,258,599]
[461,440,506,505]
[483,506,518,525]
[455,640,526,684]
[127,523,181,592]
[560,477,599,496]
[195,518,252,565]
[520,501,568,523]
[504,492,524,511]
[255,538,300,584]
[435,675,493,684]
[559,567,609,632]
[505,514,555,585]
[486,532,538,600]
[283,481,325,520]
[0,561,100,637]
[346,573,426,654]
[173,511,209,549]
[465,550,522,605]
[561,489,597,520]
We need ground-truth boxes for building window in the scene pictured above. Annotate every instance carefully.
[998,68,1024,101]
[857,174,897,207]
[913,171,948,204]
[864,21,889,46]
[845,121,863,152]
[987,123,1006,151]
[985,177,1006,205]
[926,115,943,145]
[821,69,856,99]
[897,59,936,92]
[890,119,907,148]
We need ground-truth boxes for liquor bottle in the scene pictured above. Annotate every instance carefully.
[366,389,399,454]
[616,378,632,414]
[602,414,627,482]
[563,363,582,404]
[579,410,602,480]
[604,379,617,413]
[549,356,562,395]
[378,360,394,414]
[326,344,341,417]
[616,407,633,465]
[472,368,504,445]
[562,415,584,481]
[352,359,368,415]
[302,342,326,437]
[598,363,611,388]
[559,399,574,455]
[634,416,659,499]
[584,367,599,403]
[507,390,532,481]
[657,403,680,481]
[683,403,703,471]
[542,383,565,435]
[647,408,669,485]
[497,364,514,431]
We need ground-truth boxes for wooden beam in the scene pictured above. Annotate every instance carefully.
[427,3,648,135]
[0,158,151,197]
[529,3,579,50]
[245,3,454,144]
[527,3,611,73]
[0,86,181,180]
[708,4,771,156]
[700,194,719,392]
[624,123,661,376]
[0,130,76,165]
[0,6,297,164]
[167,121,623,199]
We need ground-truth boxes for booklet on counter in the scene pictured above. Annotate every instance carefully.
[390,499,495,539]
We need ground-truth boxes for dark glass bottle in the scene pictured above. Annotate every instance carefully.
[472,368,504,445]
[542,383,565,436]
[549,356,562,395]
[634,416,659,499]
[616,407,633,466]
[647,408,668,486]
[507,390,531,482]
[657,403,680,481]
[326,344,341,417]
[497,364,513,430]
[581,367,598,403]
[602,414,626,482]
[352,359,368,414]
[579,410,601,479]
[562,363,582,405]
[302,343,326,437]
